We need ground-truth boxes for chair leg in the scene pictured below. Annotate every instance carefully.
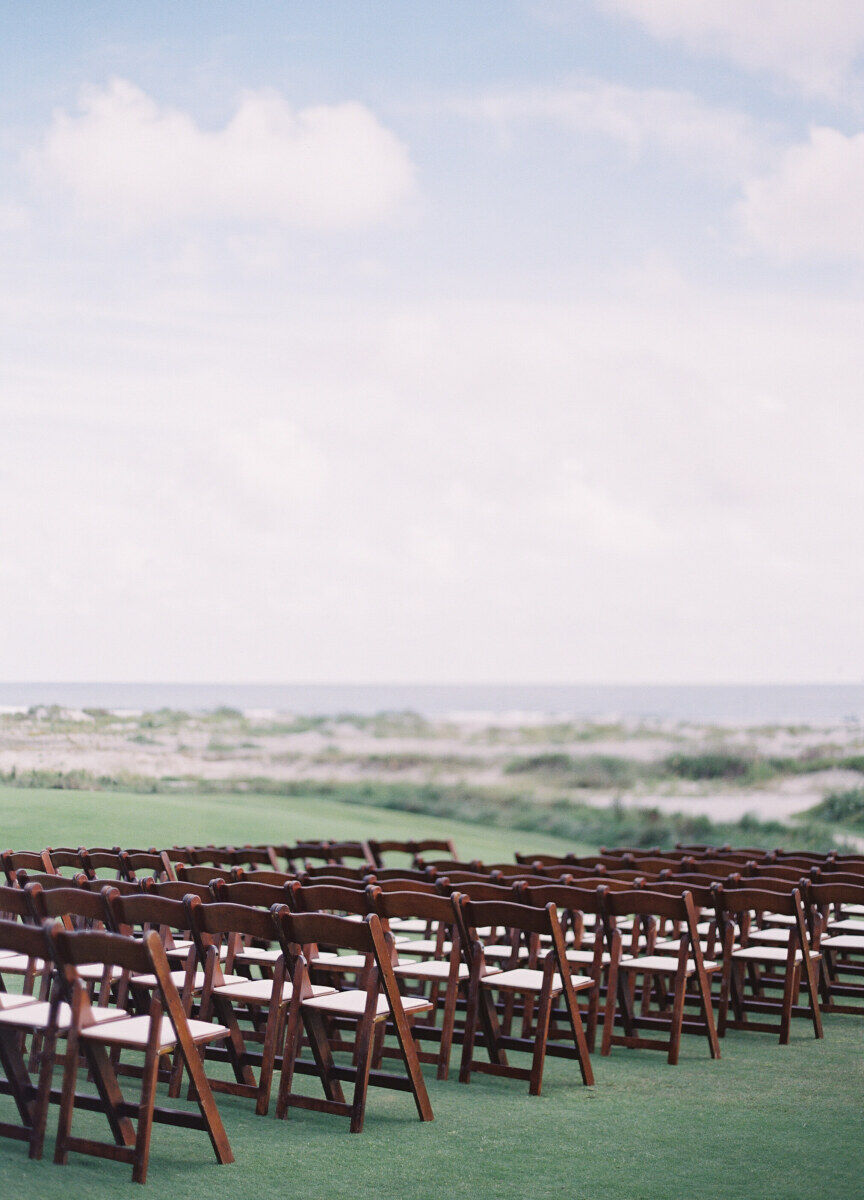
[778,963,797,1045]
[132,1043,160,1184]
[601,954,619,1056]
[801,954,824,1039]
[436,978,459,1081]
[255,1004,283,1117]
[349,1011,375,1133]
[528,985,553,1096]
[667,970,687,1066]
[29,1025,58,1160]
[54,1029,81,1165]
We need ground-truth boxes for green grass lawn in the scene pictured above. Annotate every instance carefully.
[0,784,861,1200]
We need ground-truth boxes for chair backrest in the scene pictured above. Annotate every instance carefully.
[80,849,126,879]
[372,877,439,894]
[2,849,55,883]
[365,867,430,883]
[232,845,280,871]
[748,864,809,882]
[0,883,34,920]
[76,875,148,896]
[209,879,288,908]
[285,882,369,917]
[368,837,457,867]
[0,914,54,960]
[148,879,213,901]
[106,890,192,944]
[300,864,368,880]
[713,883,803,919]
[184,895,280,974]
[16,870,90,891]
[24,881,109,931]
[807,880,864,910]
[177,864,236,885]
[234,868,296,886]
[270,905,384,960]
[297,873,370,889]
[46,848,91,877]
[436,879,517,901]
[123,849,176,881]
[517,881,608,918]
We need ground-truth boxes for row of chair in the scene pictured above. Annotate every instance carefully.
[0,836,859,1187]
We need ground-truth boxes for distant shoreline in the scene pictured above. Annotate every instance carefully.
[1,681,864,725]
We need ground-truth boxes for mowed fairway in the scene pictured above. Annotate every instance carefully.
[0,784,861,1200]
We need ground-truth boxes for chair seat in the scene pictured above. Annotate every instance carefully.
[165,942,227,961]
[821,934,864,951]
[749,927,793,944]
[828,919,864,933]
[0,955,46,973]
[0,1002,126,1032]
[81,1015,230,1052]
[395,939,453,956]
[480,968,593,993]
[214,977,335,1004]
[234,946,282,965]
[652,939,722,958]
[483,944,528,961]
[311,952,369,971]
[762,913,797,927]
[0,992,39,1011]
[388,918,431,934]
[620,955,718,973]
[77,963,125,982]
[565,948,611,965]
[130,970,246,991]
[302,989,433,1020]
[393,959,471,981]
[731,945,820,962]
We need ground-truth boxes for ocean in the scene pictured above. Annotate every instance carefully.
[1,682,863,724]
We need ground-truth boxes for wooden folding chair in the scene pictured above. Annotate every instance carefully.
[184,895,332,1115]
[272,907,433,1132]
[453,895,595,1094]
[0,917,76,1161]
[807,880,864,1013]
[713,884,823,1043]
[50,925,233,1183]
[599,889,720,1064]
[366,885,473,1079]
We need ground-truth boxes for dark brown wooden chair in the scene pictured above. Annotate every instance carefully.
[452,895,595,1094]
[366,885,469,1080]
[806,880,864,1013]
[0,917,74,1160]
[598,889,720,1064]
[271,906,433,1132]
[712,884,823,1043]
[50,925,233,1183]
[184,895,327,1116]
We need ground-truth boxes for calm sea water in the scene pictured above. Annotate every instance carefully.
[1,683,864,724]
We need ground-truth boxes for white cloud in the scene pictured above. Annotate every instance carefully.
[461,81,768,180]
[598,0,864,100]
[26,78,414,230]
[737,126,864,262]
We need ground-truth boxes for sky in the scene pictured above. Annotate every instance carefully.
[1,1,863,685]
